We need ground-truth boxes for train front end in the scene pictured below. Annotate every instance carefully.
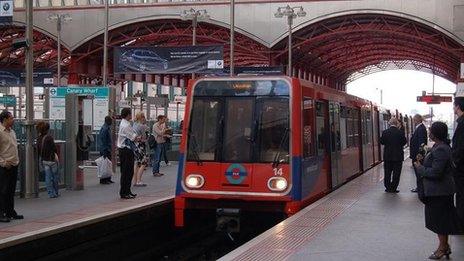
[175,77,297,229]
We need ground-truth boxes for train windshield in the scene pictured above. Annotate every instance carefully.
[187,80,290,163]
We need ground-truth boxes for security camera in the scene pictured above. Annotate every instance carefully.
[12,38,29,50]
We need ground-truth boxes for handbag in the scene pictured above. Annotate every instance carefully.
[148,134,157,149]
[38,135,47,173]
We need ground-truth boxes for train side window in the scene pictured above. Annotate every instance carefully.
[346,108,353,148]
[302,97,314,158]
[340,106,348,150]
[315,101,327,156]
[366,110,372,144]
[353,109,359,147]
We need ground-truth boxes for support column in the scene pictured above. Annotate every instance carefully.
[23,0,38,198]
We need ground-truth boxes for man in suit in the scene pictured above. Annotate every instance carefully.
[452,97,464,220]
[410,114,428,193]
[380,118,407,193]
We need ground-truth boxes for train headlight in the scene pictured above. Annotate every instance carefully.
[268,177,288,191]
[186,174,205,189]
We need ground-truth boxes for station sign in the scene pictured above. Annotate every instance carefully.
[0,95,16,106]
[118,100,131,108]
[113,45,223,74]
[457,82,464,98]
[0,1,13,23]
[49,86,109,130]
[49,87,109,98]
[147,96,169,107]
[173,95,187,104]
[221,66,285,75]
[416,95,452,104]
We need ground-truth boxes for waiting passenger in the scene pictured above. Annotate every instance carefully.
[163,118,172,166]
[98,116,114,184]
[133,112,149,186]
[379,117,407,193]
[37,121,60,198]
[152,115,171,176]
[410,114,428,193]
[117,108,139,199]
[0,110,23,222]
[451,97,464,224]
[414,121,462,259]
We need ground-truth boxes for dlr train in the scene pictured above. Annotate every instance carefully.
[174,76,412,229]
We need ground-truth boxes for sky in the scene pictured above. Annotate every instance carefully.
[346,70,457,127]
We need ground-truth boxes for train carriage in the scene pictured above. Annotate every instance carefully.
[174,76,400,228]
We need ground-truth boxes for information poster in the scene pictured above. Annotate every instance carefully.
[49,87,109,130]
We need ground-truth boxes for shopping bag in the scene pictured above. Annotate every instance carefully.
[95,156,113,179]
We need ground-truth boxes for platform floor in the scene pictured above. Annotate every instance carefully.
[222,159,464,261]
[0,163,177,249]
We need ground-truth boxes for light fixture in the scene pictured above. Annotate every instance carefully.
[186,174,205,189]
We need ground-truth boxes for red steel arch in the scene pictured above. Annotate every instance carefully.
[272,14,464,84]
[0,25,68,70]
[71,19,270,82]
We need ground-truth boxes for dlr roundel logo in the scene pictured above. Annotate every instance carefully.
[225,164,247,185]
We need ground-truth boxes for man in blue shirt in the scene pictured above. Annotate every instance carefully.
[98,116,114,184]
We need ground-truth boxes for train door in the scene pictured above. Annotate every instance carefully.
[329,102,342,188]
[373,109,380,163]
[315,101,330,189]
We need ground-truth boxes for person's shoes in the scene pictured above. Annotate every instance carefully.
[411,188,418,193]
[109,180,115,183]
[50,195,58,198]
[165,162,171,166]
[9,214,24,220]
[392,190,400,193]
[153,173,164,177]
[134,183,147,187]
[0,215,10,223]
[129,193,137,197]
[120,194,135,199]
[428,247,451,260]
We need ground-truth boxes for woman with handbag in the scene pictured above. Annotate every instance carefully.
[36,121,60,198]
[414,121,462,259]
[133,112,149,186]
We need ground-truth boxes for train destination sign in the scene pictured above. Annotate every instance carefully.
[416,95,452,104]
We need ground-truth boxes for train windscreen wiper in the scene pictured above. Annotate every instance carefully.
[188,131,203,166]
[272,127,289,168]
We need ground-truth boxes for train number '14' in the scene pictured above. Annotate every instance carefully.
[273,168,283,176]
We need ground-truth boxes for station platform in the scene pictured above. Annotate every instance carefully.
[0,163,177,250]
[221,159,464,261]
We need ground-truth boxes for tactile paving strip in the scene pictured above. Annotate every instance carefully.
[232,249,293,261]
[231,163,386,261]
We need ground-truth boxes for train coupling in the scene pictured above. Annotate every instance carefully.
[216,208,240,233]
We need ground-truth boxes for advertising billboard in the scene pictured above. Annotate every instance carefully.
[114,45,224,74]
[0,69,54,86]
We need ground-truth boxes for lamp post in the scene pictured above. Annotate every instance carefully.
[47,14,71,89]
[230,0,235,76]
[180,8,210,79]
[274,5,306,76]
